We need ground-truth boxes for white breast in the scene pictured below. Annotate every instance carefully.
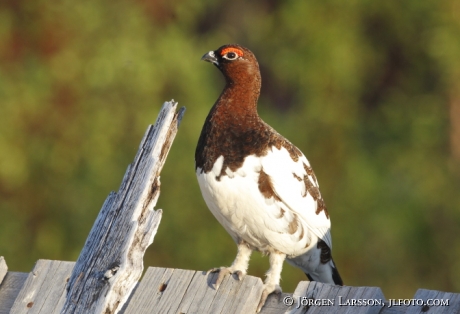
[196,146,330,257]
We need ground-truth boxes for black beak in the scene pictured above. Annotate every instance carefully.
[201,51,218,65]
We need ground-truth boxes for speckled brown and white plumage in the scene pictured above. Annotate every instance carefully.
[196,44,342,312]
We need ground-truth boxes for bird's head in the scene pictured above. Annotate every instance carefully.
[201,44,261,86]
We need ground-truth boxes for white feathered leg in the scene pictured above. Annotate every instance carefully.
[207,241,252,289]
[257,251,286,312]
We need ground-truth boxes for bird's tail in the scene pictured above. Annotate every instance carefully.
[331,260,343,285]
[287,239,343,286]
[305,258,343,286]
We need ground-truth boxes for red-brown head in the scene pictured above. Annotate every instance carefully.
[201,44,261,89]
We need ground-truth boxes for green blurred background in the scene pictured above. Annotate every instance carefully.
[1,0,460,299]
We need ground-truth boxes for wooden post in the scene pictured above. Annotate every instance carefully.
[61,101,185,314]
[0,256,7,284]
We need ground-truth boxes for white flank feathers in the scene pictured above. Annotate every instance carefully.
[196,146,331,259]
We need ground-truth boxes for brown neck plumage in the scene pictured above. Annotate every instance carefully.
[213,61,262,122]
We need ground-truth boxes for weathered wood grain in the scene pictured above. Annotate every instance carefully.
[285,282,386,314]
[123,267,263,314]
[403,288,460,314]
[61,101,185,314]
[378,305,405,314]
[9,260,74,314]
[206,271,262,314]
[0,272,28,314]
[3,263,460,313]
[259,293,295,314]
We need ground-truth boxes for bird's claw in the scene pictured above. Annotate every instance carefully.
[234,270,245,280]
[206,267,223,275]
[206,267,246,290]
[256,284,282,313]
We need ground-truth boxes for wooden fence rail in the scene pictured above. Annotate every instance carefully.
[1,257,459,314]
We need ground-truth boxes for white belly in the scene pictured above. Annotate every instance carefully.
[196,155,316,256]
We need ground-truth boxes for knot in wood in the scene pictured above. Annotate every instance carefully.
[104,265,120,280]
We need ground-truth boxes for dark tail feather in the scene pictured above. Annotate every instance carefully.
[305,261,343,286]
[313,240,344,286]
[331,264,343,286]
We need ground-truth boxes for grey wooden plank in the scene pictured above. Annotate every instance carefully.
[286,281,341,314]
[379,305,406,314]
[151,268,196,313]
[286,281,316,314]
[285,282,386,314]
[440,292,460,314]
[0,257,7,284]
[219,273,263,314]
[178,270,222,313]
[175,270,229,313]
[206,272,249,314]
[188,271,224,313]
[307,283,340,314]
[0,272,28,314]
[50,282,72,314]
[9,259,74,314]
[288,281,320,314]
[123,267,183,313]
[124,267,264,314]
[47,261,75,314]
[175,271,213,313]
[177,269,263,314]
[403,289,460,314]
[341,285,385,314]
[259,293,294,314]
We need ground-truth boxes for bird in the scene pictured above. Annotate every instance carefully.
[195,44,343,312]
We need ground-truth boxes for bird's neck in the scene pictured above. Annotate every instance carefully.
[213,76,261,122]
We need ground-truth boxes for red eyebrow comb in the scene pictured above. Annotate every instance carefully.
[220,47,244,57]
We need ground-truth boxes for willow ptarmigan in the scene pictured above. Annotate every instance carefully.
[195,44,343,312]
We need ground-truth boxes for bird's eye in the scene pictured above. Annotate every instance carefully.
[220,47,244,61]
[223,52,238,60]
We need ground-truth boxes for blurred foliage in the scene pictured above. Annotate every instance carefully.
[1,0,460,299]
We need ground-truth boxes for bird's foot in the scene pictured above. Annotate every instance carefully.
[256,283,282,313]
[207,267,246,289]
